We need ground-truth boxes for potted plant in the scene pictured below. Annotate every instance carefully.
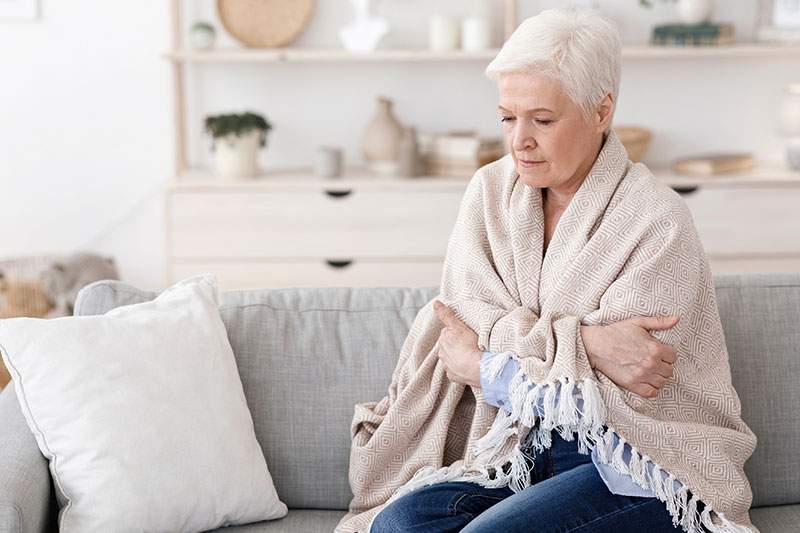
[205,111,272,180]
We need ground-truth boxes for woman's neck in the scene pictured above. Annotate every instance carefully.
[543,131,606,211]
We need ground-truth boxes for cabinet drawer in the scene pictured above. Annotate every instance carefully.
[682,188,800,256]
[169,190,463,259]
[170,260,444,290]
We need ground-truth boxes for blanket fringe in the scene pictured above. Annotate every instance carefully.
[375,356,755,533]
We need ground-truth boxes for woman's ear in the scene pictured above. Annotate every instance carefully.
[595,93,615,134]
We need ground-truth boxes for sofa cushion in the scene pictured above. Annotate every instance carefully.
[715,274,800,507]
[204,509,347,532]
[2,275,288,531]
[749,504,800,533]
[75,281,437,511]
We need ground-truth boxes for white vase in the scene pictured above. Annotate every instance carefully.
[213,129,262,180]
[339,0,389,53]
[676,0,712,25]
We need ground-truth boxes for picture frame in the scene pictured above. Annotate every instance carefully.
[757,0,800,42]
[0,0,38,21]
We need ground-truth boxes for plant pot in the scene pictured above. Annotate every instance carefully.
[676,0,712,25]
[213,129,262,180]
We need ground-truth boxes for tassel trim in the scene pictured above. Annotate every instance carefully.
[377,355,755,533]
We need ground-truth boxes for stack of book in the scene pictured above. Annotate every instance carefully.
[651,23,735,46]
[672,152,753,176]
[418,131,505,177]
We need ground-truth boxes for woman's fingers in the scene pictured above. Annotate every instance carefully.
[631,382,659,399]
[628,315,680,331]
[642,372,667,392]
[655,361,674,380]
[433,300,462,329]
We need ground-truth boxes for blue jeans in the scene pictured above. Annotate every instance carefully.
[371,431,683,533]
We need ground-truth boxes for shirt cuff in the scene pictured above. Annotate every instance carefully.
[479,351,519,412]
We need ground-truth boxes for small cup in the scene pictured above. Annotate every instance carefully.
[461,16,491,51]
[429,15,460,51]
[314,146,343,178]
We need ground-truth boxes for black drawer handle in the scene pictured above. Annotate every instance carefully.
[325,259,354,269]
[671,186,699,196]
[324,189,353,199]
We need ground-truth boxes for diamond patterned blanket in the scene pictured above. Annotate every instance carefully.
[337,131,757,533]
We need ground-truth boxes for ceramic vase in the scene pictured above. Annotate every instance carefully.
[214,129,262,180]
[362,96,404,175]
[339,0,389,52]
[676,0,712,25]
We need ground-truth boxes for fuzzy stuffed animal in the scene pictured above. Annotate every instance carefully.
[40,253,119,317]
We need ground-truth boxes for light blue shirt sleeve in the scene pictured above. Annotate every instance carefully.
[479,351,655,498]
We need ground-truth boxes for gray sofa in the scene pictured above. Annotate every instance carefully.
[1,273,798,532]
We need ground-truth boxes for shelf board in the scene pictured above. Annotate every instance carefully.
[622,43,800,59]
[170,162,800,192]
[166,48,500,63]
[171,167,472,192]
[648,161,800,188]
[165,43,800,63]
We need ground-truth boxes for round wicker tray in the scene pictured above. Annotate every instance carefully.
[217,0,315,48]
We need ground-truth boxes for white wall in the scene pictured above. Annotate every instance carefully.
[1,0,797,290]
[0,0,171,289]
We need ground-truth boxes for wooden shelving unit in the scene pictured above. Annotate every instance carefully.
[165,1,800,287]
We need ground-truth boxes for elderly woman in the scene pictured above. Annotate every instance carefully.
[337,8,756,533]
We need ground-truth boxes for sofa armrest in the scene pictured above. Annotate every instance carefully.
[0,384,54,533]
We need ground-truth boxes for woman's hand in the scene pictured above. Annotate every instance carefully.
[581,316,680,399]
[433,300,482,388]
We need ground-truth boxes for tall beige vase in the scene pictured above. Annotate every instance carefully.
[362,96,404,175]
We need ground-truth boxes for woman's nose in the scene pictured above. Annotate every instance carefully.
[512,124,536,151]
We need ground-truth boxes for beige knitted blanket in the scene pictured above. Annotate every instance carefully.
[337,131,757,533]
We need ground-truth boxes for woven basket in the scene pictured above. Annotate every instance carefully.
[0,256,54,319]
[0,256,56,389]
[217,0,315,48]
[614,125,653,162]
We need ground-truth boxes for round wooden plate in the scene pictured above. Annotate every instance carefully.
[217,0,315,48]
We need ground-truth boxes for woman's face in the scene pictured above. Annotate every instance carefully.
[497,72,612,194]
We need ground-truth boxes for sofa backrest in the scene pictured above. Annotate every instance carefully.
[714,274,800,507]
[74,273,800,510]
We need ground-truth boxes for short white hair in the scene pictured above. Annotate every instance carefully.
[486,8,621,126]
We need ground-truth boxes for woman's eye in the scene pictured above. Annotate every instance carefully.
[536,120,553,125]
[500,116,514,124]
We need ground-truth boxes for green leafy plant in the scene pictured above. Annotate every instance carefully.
[204,111,272,149]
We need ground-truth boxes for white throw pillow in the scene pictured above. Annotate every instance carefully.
[0,275,288,532]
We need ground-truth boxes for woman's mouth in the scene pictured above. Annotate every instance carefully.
[519,159,546,167]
